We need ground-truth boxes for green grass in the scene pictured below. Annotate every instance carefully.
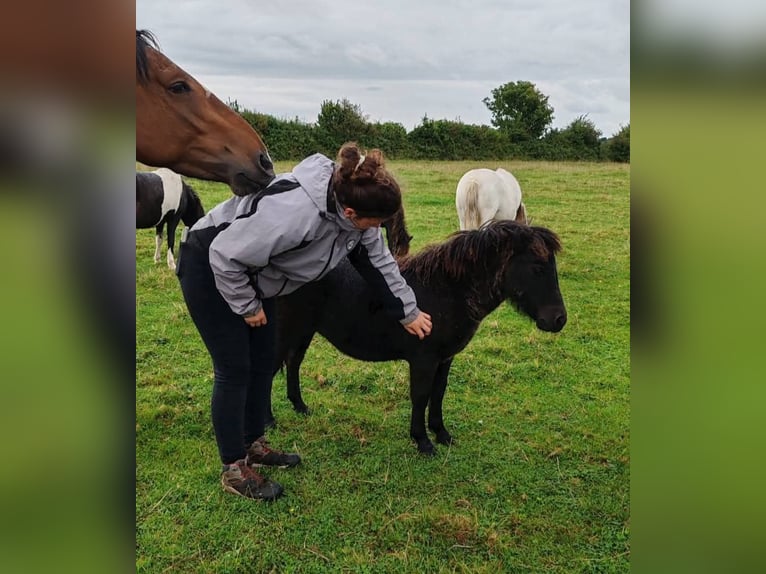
[136,160,629,573]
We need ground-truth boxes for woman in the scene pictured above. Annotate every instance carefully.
[177,142,432,500]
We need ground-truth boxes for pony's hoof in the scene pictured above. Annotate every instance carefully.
[435,431,453,446]
[416,440,436,456]
[293,405,310,415]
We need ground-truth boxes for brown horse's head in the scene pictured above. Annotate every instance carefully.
[136,30,274,196]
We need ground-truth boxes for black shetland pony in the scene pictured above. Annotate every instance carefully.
[136,168,205,270]
[268,220,567,455]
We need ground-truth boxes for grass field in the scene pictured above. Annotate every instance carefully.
[136,159,630,573]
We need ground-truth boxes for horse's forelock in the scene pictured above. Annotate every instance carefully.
[136,30,159,83]
[137,30,159,51]
[529,225,562,256]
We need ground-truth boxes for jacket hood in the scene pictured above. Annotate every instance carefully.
[291,153,356,231]
[291,153,335,212]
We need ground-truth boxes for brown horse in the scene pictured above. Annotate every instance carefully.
[136,30,275,196]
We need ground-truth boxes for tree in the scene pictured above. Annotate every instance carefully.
[315,99,370,155]
[560,115,602,160]
[367,121,410,158]
[603,123,630,163]
[483,81,554,143]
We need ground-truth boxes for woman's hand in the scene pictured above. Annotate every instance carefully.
[244,308,268,327]
[403,311,432,339]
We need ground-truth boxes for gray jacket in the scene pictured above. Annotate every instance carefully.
[190,153,420,324]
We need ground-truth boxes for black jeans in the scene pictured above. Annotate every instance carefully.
[176,240,276,465]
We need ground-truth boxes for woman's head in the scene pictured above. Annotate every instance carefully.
[333,142,401,226]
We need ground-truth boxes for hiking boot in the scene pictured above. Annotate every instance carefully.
[246,436,301,469]
[220,459,283,501]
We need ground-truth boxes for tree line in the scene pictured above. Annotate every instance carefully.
[231,80,629,163]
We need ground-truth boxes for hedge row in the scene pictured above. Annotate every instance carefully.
[236,108,629,163]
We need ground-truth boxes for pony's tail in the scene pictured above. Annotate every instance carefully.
[515,202,530,225]
[462,180,481,230]
[181,183,205,226]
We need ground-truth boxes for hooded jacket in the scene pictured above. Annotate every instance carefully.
[188,153,420,324]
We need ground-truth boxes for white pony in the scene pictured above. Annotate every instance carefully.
[455,168,529,230]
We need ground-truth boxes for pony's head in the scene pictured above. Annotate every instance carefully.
[402,220,566,331]
[502,223,566,332]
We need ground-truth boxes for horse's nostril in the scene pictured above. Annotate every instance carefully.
[556,314,567,329]
[259,152,274,173]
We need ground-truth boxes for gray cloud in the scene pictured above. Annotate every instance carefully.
[137,0,630,136]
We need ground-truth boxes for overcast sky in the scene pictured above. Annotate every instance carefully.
[136,0,630,138]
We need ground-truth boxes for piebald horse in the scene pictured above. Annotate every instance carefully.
[136,168,205,270]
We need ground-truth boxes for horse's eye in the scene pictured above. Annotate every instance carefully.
[168,81,191,94]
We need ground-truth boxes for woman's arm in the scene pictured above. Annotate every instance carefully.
[349,228,430,337]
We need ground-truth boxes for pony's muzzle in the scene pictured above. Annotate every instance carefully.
[536,310,567,333]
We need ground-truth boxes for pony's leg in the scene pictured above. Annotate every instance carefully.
[264,363,277,430]
[153,224,163,264]
[266,329,314,429]
[408,361,438,455]
[428,358,454,445]
[285,334,314,415]
[165,219,178,270]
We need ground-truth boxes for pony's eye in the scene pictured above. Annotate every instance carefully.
[168,81,191,94]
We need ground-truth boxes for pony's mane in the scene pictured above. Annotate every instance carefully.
[399,220,560,320]
[399,220,561,285]
[136,30,159,84]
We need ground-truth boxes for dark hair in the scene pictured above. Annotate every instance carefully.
[333,142,402,219]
